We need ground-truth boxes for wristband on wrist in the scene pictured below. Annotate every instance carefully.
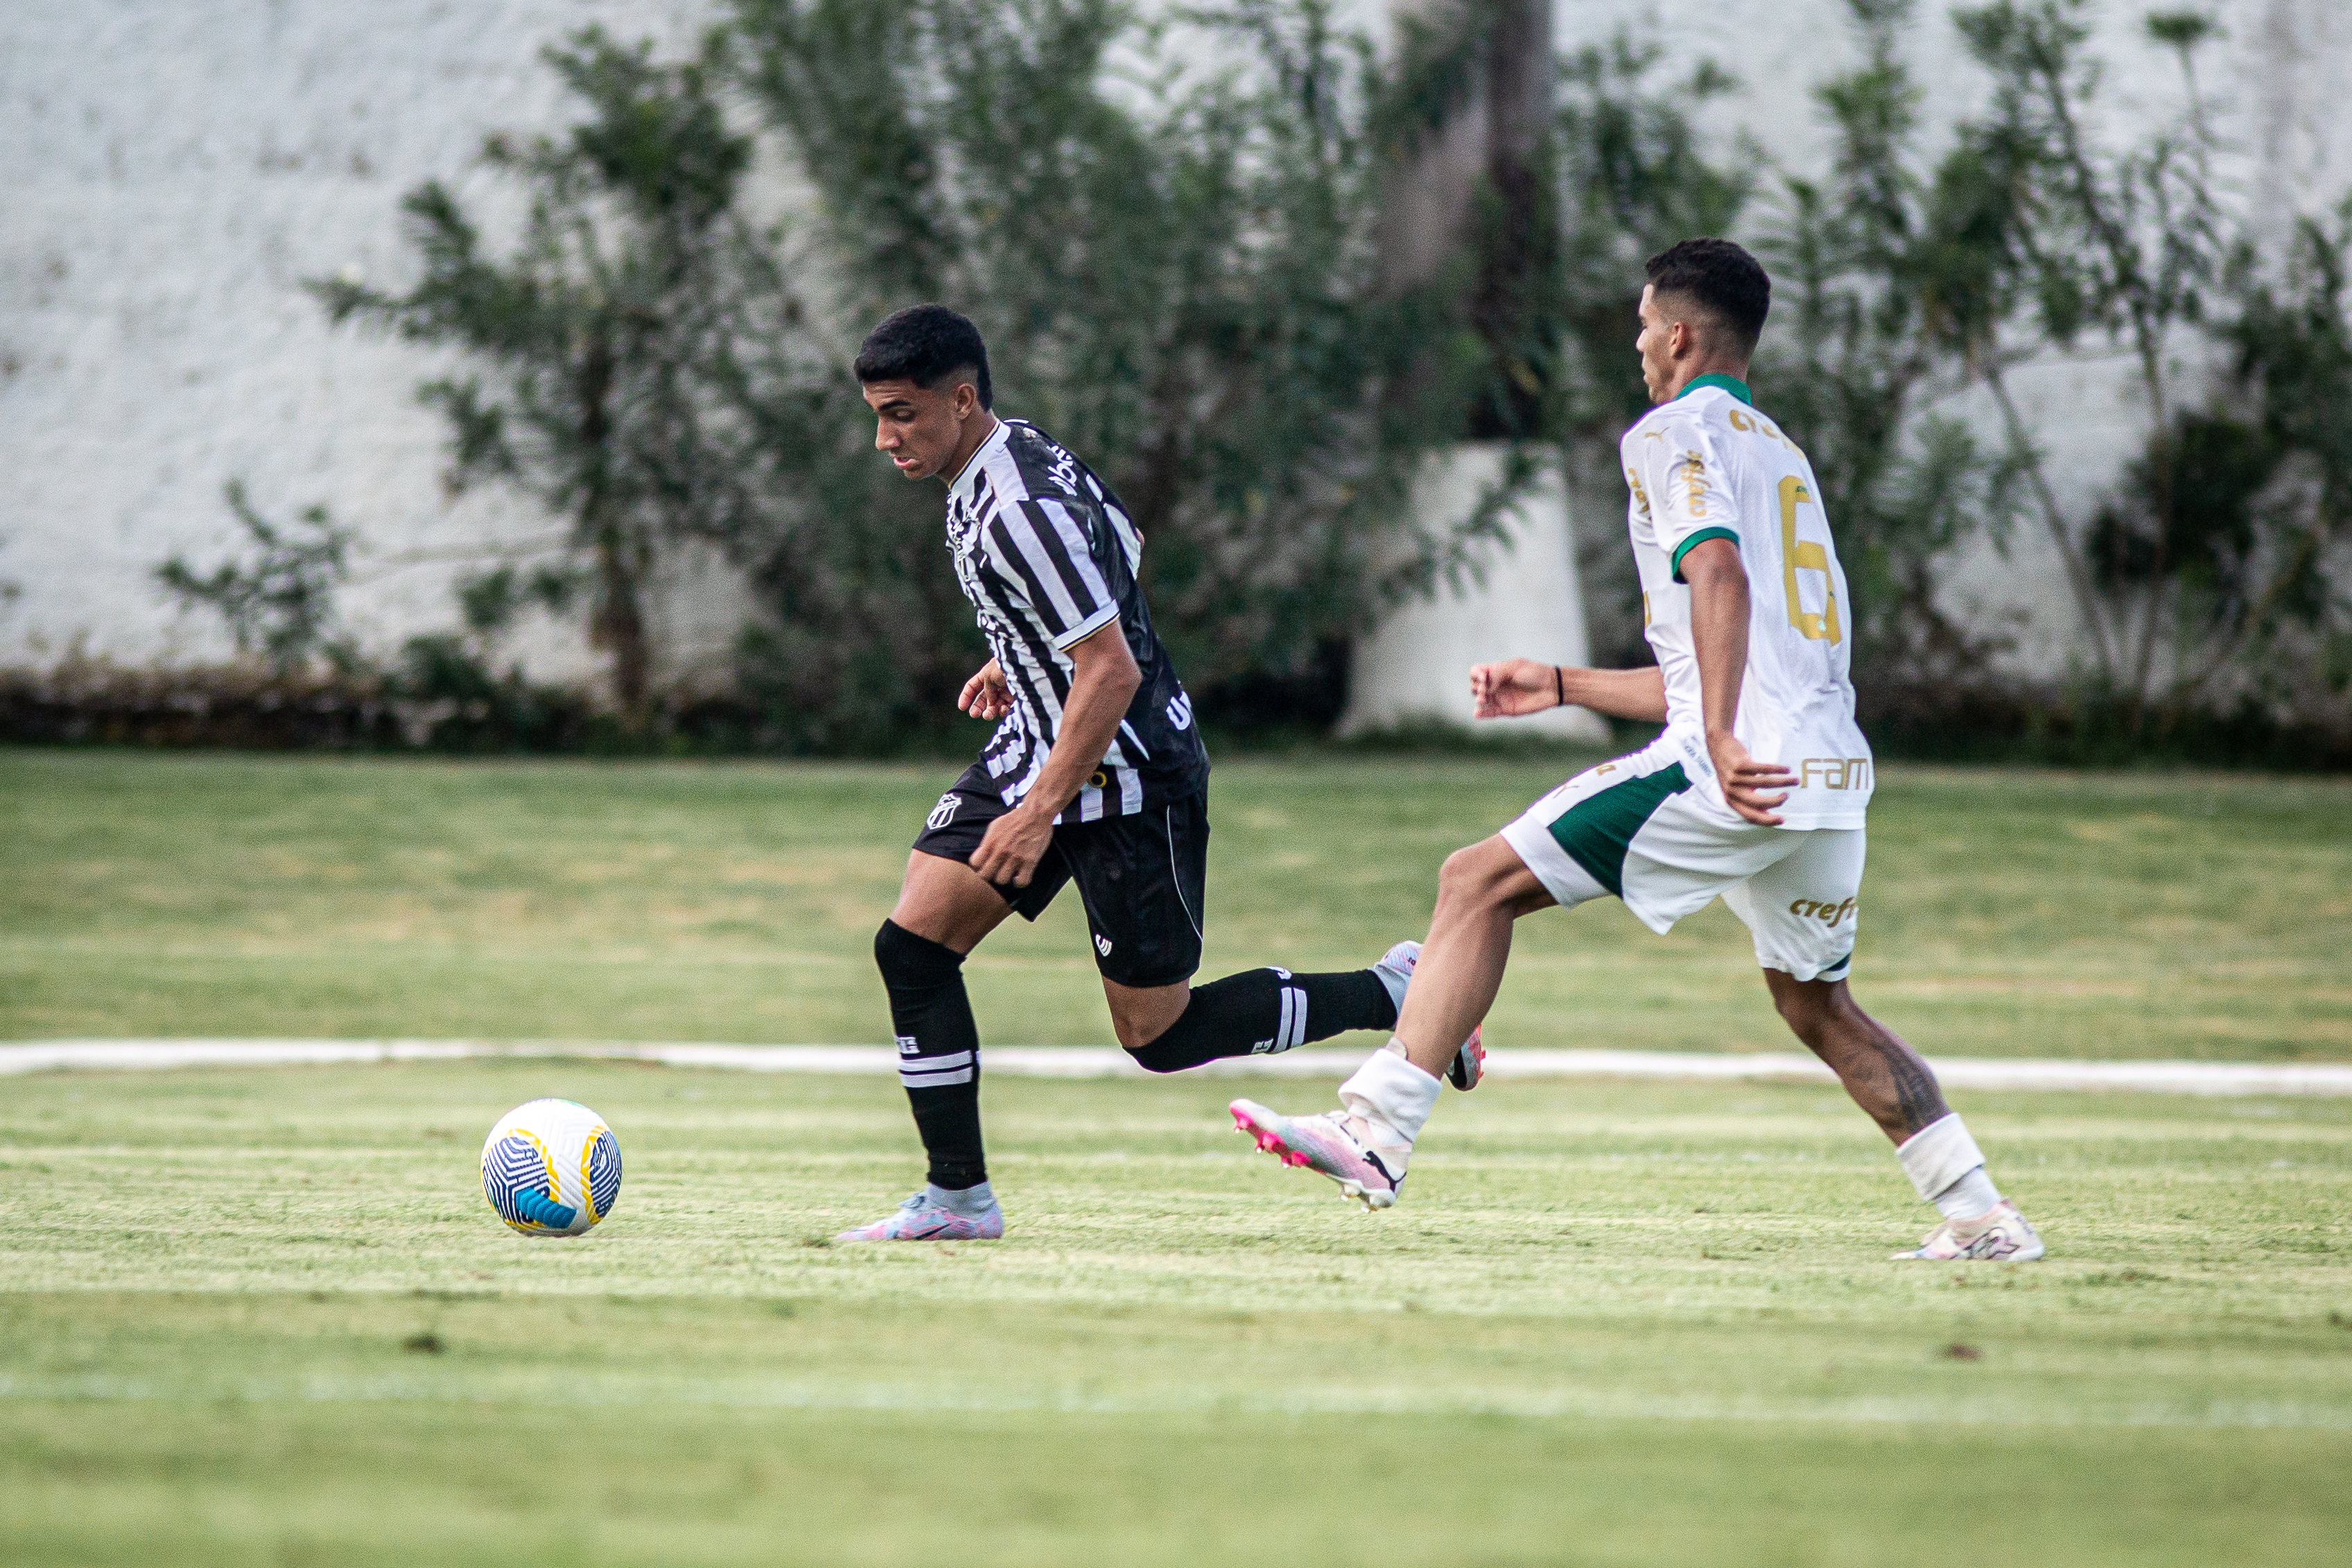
[1553,665,1565,708]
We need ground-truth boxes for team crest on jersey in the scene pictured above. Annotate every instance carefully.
[1095,934,1113,957]
[1166,692,1192,730]
[927,793,961,830]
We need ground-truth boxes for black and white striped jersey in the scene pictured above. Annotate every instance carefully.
[943,418,1209,819]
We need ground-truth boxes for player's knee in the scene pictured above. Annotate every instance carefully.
[1775,994,1827,1047]
[1435,845,1481,903]
[1770,976,1845,1047]
[1112,995,1188,1057]
[1436,841,1510,912]
[1768,981,1806,1023]
[1121,1009,1192,1068]
[1124,1038,1187,1072]
[874,918,962,987]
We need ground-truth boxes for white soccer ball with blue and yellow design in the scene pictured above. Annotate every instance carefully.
[480,1098,622,1238]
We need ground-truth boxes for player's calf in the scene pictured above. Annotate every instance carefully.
[1765,973,2042,1257]
[1372,941,1486,1090]
[1124,964,1396,1073]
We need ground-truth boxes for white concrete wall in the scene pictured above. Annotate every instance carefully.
[1342,446,1612,740]
[3,0,2348,688]
[0,0,733,684]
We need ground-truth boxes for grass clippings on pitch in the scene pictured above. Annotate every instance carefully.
[4,749,2350,1059]
[3,1061,2349,1567]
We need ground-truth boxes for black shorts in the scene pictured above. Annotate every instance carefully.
[912,763,1208,988]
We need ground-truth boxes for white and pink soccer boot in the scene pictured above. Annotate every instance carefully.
[1230,1099,1406,1210]
[1892,1199,2044,1261]
[835,1190,1004,1242]
[1371,940,1486,1090]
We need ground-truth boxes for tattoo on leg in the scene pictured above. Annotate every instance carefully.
[1776,979,1949,1138]
[1870,1033,1946,1135]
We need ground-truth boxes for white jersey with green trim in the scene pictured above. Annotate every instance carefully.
[1619,376,1872,829]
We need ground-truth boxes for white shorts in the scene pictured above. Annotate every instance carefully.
[1498,731,1863,982]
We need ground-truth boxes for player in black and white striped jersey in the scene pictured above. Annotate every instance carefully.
[837,305,1479,1242]
[944,403,1196,824]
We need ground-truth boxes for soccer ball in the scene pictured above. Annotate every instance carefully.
[480,1098,622,1237]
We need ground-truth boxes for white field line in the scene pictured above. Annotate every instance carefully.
[0,1372,2343,1429]
[4,1039,2351,1095]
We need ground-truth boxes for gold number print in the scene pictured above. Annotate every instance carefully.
[1777,476,1841,643]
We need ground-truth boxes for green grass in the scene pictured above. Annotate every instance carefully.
[4,748,2351,1058]
[6,750,2352,1562]
[2,1061,2349,1565]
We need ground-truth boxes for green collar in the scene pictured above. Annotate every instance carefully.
[1678,373,1752,405]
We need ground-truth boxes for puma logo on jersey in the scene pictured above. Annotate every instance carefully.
[1788,897,1858,924]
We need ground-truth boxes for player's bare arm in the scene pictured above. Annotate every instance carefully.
[966,625,1140,888]
[1681,537,1794,826]
[959,659,1012,721]
[1470,658,1666,722]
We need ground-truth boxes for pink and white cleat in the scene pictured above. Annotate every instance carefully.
[1371,940,1486,1090]
[1892,1199,2044,1261]
[835,1191,1004,1243]
[1230,1098,1404,1210]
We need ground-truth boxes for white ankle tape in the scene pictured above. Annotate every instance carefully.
[1895,1113,1985,1202]
[1340,1043,1440,1147]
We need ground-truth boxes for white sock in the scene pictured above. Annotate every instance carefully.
[1894,1113,2002,1221]
[1338,1039,1442,1152]
[1932,1167,2001,1221]
[927,1180,996,1215]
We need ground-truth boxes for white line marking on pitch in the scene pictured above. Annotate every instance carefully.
[1,1372,2342,1429]
[3,1040,2349,1095]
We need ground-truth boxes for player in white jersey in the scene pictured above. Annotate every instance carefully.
[1231,240,2041,1262]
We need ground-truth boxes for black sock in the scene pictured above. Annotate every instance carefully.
[1127,967,1397,1074]
[873,919,987,1190]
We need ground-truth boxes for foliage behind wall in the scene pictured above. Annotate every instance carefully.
[109,0,2352,763]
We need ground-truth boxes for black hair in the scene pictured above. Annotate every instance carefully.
[1644,238,1770,359]
[853,304,992,409]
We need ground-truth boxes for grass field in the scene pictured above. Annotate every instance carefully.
[4,1061,2351,1565]
[3,749,2351,1564]
[5,749,2351,1058]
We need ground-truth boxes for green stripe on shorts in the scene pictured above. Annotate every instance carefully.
[1547,763,1691,896]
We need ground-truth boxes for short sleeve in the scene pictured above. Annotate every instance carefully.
[1639,412,1741,583]
[985,497,1119,649]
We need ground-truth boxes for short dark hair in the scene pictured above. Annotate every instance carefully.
[853,304,992,409]
[1644,238,1770,359]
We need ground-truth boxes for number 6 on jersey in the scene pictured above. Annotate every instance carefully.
[1778,476,1841,644]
